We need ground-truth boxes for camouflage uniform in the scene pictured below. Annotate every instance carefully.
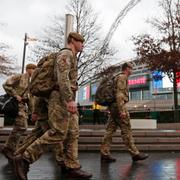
[100,73,140,156]
[15,97,63,162]
[3,73,30,152]
[22,49,80,169]
[27,93,35,121]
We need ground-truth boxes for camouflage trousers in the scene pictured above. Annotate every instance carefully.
[15,120,64,162]
[22,91,80,169]
[100,103,139,156]
[5,102,28,152]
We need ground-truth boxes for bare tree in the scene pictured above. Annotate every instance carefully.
[0,23,16,75]
[30,0,114,86]
[132,0,180,119]
[0,42,15,76]
[29,15,64,59]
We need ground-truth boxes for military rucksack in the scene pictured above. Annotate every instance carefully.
[29,48,73,97]
[29,52,58,97]
[95,73,120,106]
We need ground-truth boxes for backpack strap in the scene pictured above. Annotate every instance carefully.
[60,48,80,60]
[60,48,73,52]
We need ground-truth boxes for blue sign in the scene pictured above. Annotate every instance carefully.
[152,71,163,89]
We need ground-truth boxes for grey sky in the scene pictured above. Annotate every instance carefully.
[1,0,172,93]
[0,0,161,63]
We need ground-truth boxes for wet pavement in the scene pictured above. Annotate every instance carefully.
[1,151,180,180]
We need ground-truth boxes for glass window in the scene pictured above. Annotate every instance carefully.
[167,94,173,100]
[155,94,167,100]
[142,90,150,100]
[131,91,141,100]
[178,93,180,104]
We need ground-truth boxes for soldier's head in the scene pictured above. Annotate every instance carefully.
[67,32,85,53]
[25,63,36,77]
[122,62,133,76]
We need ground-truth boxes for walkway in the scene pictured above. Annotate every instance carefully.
[0,151,180,180]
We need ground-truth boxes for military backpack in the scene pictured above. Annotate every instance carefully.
[95,73,120,106]
[29,48,72,97]
[29,52,58,97]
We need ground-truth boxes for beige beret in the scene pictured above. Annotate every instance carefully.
[68,32,85,42]
[26,63,37,69]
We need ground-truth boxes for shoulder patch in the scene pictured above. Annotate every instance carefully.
[57,54,70,67]
[61,55,68,64]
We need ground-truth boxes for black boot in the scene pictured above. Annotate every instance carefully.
[66,168,92,179]
[101,154,116,162]
[132,153,149,162]
[14,155,29,180]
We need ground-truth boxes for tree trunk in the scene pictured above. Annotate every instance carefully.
[173,70,178,122]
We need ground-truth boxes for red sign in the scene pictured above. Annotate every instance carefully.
[128,77,147,86]
[82,85,90,100]
[176,72,180,87]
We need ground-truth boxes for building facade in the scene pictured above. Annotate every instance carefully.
[78,59,180,112]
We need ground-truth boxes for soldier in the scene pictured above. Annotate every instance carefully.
[15,96,64,165]
[100,62,149,162]
[1,63,36,162]
[14,32,92,180]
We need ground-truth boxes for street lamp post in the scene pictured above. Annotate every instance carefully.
[21,33,28,74]
[64,14,73,47]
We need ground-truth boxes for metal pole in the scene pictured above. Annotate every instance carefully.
[64,14,74,47]
[22,33,28,74]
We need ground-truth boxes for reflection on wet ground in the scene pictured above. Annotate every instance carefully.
[0,151,180,180]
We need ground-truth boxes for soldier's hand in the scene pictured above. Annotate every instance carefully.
[66,101,77,114]
[120,112,126,119]
[15,95,22,102]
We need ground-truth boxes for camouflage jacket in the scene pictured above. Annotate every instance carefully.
[3,73,30,99]
[56,49,78,102]
[115,73,129,112]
